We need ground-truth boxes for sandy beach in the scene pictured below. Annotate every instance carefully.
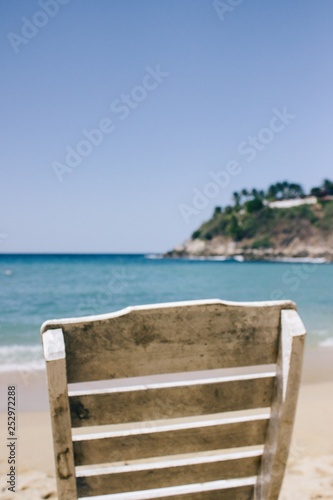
[0,347,332,500]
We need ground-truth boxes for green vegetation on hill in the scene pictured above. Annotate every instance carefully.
[230,179,333,208]
[191,179,333,246]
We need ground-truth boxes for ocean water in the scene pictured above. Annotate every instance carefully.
[0,254,332,372]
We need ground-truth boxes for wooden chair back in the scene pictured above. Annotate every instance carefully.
[41,299,306,499]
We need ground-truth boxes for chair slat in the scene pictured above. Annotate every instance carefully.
[78,477,256,499]
[151,485,254,500]
[41,301,295,383]
[70,374,274,427]
[76,451,261,496]
[79,486,255,500]
[73,414,269,466]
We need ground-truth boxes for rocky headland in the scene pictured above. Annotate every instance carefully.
[166,180,333,262]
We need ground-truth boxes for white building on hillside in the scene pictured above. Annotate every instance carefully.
[267,196,317,209]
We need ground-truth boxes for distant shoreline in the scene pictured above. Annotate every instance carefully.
[160,255,331,264]
[0,253,332,263]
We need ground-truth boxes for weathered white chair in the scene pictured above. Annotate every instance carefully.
[41,299,305,500]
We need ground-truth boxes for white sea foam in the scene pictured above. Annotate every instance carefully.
[233,255,245,262]
[147,254,246,262]
[145,253,163,259]
[314,329,331,337]
[0,361,45,373]
[268,257,328,264]
[187,256,228,261]
[319,338,333,347]
[0,344,45,372]
[175,256,245,262]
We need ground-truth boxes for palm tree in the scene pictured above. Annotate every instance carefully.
[311,186,322,197]
[232,191,241,206]
[323,179,333,195]
[288,183,304,199]
[267,183,278,200]
[281,181,289,199]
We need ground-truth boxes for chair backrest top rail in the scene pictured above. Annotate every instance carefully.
[42,300,291,382]
[41,298,296,332]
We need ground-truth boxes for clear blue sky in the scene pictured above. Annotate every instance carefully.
[1,0,333,253]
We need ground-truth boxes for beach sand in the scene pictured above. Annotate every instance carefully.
[0,347,333,499]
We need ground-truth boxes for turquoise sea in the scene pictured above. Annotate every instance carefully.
[0,254,332,371]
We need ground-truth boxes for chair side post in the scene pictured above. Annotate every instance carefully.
[42,328,77,499]
[254,309,306,500]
